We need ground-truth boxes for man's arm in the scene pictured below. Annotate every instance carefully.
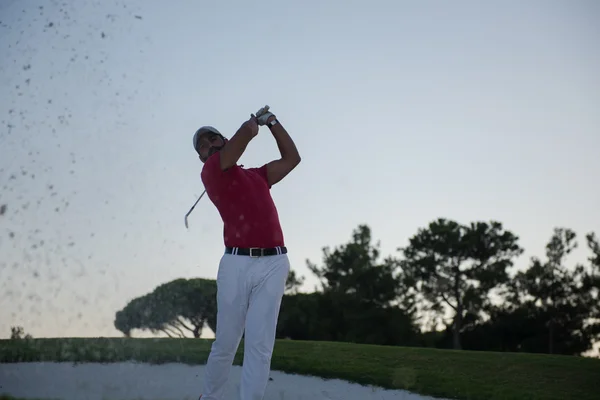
[219,116,259,171]
[265,116,301,186]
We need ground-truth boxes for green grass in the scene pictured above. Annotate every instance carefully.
[0,397,33,400]
[1,338,599,400]
[0,397,54,400]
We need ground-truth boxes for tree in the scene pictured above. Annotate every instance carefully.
[277,292,329,341]
[113,292,177,337]
[285,269,305,294]
[114,278,217,338]
[301,224,420,345]
[152,278,217,337]
[276,291,420,346]
[398,218,523,349]
[114,310,133,337]
[307,224,401,308]
[10,326,32,340]
[509,228,600,354]
[583,233,600,322]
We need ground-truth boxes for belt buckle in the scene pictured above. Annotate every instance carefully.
[249,248,262,258]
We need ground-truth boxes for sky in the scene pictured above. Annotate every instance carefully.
[1,0,599,354]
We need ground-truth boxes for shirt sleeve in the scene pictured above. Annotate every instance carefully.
[248,164,271,188]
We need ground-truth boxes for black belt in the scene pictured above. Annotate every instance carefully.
[225,246,287,257]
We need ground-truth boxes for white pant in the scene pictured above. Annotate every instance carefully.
[201,252,290,400]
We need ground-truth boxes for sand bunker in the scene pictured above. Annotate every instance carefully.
[0,361,449,400]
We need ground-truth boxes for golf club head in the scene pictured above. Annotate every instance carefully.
[184,190,206,229]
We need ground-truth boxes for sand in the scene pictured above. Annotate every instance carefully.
[0,361,449,400]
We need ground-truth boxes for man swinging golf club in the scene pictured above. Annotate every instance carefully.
[193,105,301,400]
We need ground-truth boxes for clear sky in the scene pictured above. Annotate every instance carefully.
[1,0,599,355]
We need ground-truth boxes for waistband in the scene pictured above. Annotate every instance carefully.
[225,246,287,257]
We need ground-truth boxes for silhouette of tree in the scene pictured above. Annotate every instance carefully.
[398,218,523,349]
[114,278,217,338]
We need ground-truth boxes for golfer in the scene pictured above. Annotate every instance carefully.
[193,107,301,400]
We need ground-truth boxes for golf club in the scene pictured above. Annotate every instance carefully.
[184,190,206,229]
[185,105,271,229]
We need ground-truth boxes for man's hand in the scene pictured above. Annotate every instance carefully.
[256,110,276,126]
[244,114,260,137]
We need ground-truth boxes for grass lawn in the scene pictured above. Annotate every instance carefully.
[1,337,599,400]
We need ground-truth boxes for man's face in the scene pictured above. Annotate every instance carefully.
[196,132,226,162]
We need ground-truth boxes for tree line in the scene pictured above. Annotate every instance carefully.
[114,218,600,356]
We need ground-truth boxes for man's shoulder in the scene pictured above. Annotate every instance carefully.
[201,153,247,185]
[201,152,220,173]
[200,153,221,190]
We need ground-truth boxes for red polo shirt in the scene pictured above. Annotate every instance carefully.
[201,151,285,248]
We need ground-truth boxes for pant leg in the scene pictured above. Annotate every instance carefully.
[240,254,290,400]
[202,254,251,400]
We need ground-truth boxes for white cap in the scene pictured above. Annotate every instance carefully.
[193,126,222,153]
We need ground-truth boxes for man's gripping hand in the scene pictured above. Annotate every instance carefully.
[256,107,276,126]
[243,114,260,137]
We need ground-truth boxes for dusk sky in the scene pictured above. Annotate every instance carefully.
[1,0,599,355]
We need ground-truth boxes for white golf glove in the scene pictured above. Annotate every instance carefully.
[255,105,275,126]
